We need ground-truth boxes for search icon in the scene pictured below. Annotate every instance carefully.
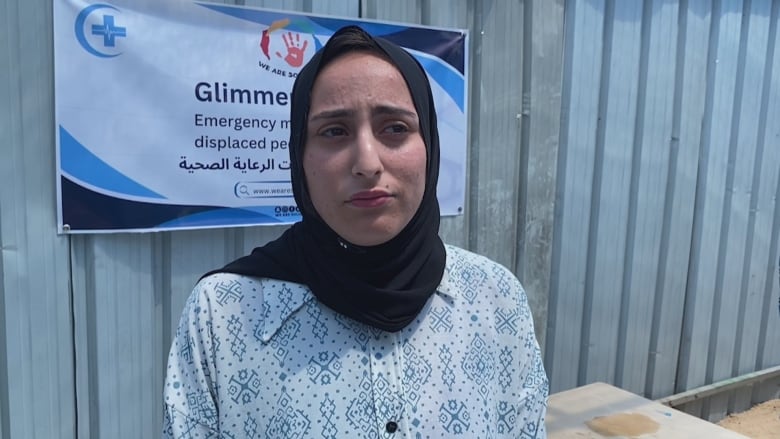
[234,181,294,199]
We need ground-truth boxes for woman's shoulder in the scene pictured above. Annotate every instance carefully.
[442,244,524,295]
[194,272,261,302]
[196,271,307,291]
[444,244,515,276]
[440,245,533,325]
[181,273,315,341]
[189,272,310,313]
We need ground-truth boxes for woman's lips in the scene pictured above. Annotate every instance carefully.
[348,190,393,208]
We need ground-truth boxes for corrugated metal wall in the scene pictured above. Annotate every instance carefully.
[1,0,778,437]
[546,0,780,423]
[1,0,75,438]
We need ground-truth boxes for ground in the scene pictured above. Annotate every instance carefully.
[717,399,780,439]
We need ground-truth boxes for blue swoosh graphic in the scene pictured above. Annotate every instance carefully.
[156,207,291,228]
[413,54,465,112]
[59,126,165,199]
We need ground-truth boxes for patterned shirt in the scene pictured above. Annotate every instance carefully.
[163,245,548,438]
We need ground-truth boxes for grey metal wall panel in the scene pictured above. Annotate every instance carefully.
[520,0,565,351]
[363,0,422,23]
[0,0,75,438]
[616,0,678,396]
[242,0,359,16]
[752,0,780,395]
[470,1,526,271]
[72,235,162,438]
[309,0,359,16]
[548,0,780,408]
[548,0,606,392]
[645,0,709,400]
[676,0,748,418]
[581,0,644,387]
[707,0,775,420]
[733,2,779,415]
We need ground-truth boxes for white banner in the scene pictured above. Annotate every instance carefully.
[55,0,468,232]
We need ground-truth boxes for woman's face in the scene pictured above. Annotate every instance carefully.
[303,52,427,247]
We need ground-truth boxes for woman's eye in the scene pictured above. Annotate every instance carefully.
[320,127,347,137]
[383,123,408,134]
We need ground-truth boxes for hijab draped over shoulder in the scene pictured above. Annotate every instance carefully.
[204,26,446,333]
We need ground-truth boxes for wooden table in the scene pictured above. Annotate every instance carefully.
[547,382,749,438]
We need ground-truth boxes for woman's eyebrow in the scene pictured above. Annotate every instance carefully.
[308,109,355,122]
[308,105,417,123]
[372,105,417,118]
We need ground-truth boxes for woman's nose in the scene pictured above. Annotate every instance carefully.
[351,130,383,177]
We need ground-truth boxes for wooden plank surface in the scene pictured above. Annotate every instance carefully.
[547,382,749,438]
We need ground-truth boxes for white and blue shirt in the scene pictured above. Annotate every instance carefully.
[163,245,548,438]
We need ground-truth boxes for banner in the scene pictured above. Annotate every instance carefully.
[54,1,468,233]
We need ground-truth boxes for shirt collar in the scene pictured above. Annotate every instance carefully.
[435,260,460,300]
[257,279,315,343]
[258,265,459,341]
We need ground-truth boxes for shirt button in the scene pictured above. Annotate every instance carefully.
[385,421,398,433]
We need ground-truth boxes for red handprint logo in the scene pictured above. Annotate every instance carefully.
[258,19,290,60]
[276,32,308,67]
[259,29,271,59]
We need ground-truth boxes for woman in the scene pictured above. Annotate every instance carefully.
[164,25,548,438]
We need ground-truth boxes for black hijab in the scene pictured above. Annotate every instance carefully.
[204,26,446,332]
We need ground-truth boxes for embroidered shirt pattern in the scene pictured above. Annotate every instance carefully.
[163,245,548,438]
